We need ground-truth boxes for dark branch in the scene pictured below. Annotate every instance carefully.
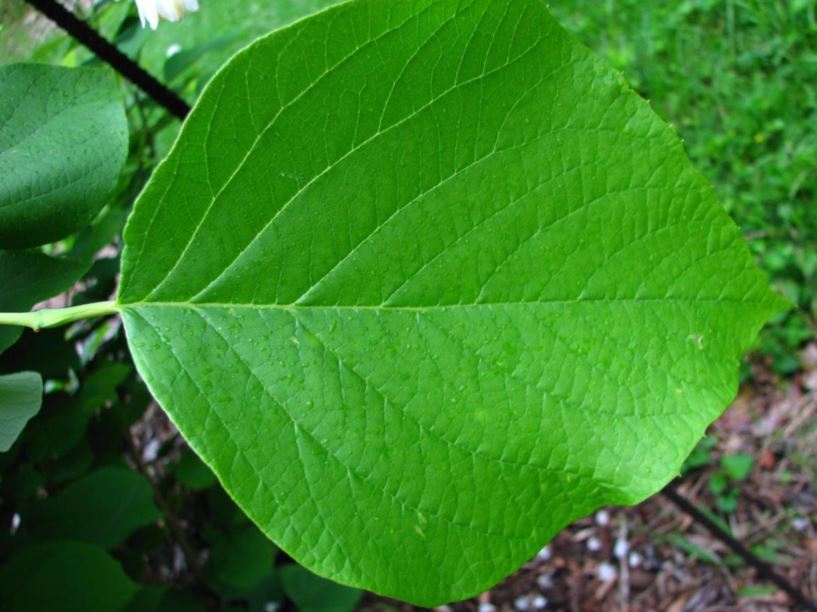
[23,0,191,119]
[662,482,816,611]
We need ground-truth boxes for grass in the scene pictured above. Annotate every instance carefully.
[551,0,817,375]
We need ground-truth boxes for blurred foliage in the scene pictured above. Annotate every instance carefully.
[0,0,814,609]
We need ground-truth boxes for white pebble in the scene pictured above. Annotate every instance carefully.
[536,573,553,590]
[143,438,160,462]
[628,551,643,568]
[586,536,602,552]
[536,545,551,561]
[532,595,548,609]
[613,537,629,559]
[514,596,531,611]
[595,509,610,526]
[597,562,617,583]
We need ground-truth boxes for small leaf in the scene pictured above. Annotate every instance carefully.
[118,0,785,603]
[738,585,778,598]
[669,535,720,565]
[175,448,216,491]
[24,392,90,462]
[0,64,128,249]
[25,365,131,462]
[721,454,754,481]
[0,327,80,380]
[27,466,161,548]
[716,492,738,513]
[709,471,729,494]
[74,362,132,413]
[0,371,42,452]
[205,525,277,594]
[281,565,362,612]
[0,541,137,612]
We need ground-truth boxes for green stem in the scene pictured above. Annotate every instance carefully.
[0,301,119,331]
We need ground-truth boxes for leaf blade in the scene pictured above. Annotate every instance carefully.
[119,0,786,604]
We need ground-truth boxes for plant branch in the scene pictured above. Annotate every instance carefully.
[662,482,817,611]
[23,0,191,119]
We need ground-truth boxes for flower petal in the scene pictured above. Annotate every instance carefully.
[134,0,159,29]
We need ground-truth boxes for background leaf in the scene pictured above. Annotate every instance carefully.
[0,371,42,452]
[174,448,216,491]
[27,466,160,548]
[0,64,127,249]
[0,541,137,612]
[0,250,88,353]
[117,0,785,603]
[204,525,277,595]
[24,363,131,463]
[281,564,362,612]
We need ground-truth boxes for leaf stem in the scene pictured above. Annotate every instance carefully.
[0,301,119,330]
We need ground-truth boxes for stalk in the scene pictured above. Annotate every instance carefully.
[0,301,119,330]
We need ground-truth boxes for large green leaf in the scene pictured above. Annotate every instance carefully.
[0,250,88,353]
[0,541,137,612]
[27,466,161,548]
[117,0,785,604]
[0,371,42,452]
[0,64,127,249]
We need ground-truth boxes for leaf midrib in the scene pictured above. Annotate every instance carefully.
[119,297,772,311]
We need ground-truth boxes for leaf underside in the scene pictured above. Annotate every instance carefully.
[118,0,784,604]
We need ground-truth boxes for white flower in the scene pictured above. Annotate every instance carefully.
[135,0,200,30]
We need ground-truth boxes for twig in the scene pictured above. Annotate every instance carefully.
[662,482,817,611]
[22,0,191,119]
